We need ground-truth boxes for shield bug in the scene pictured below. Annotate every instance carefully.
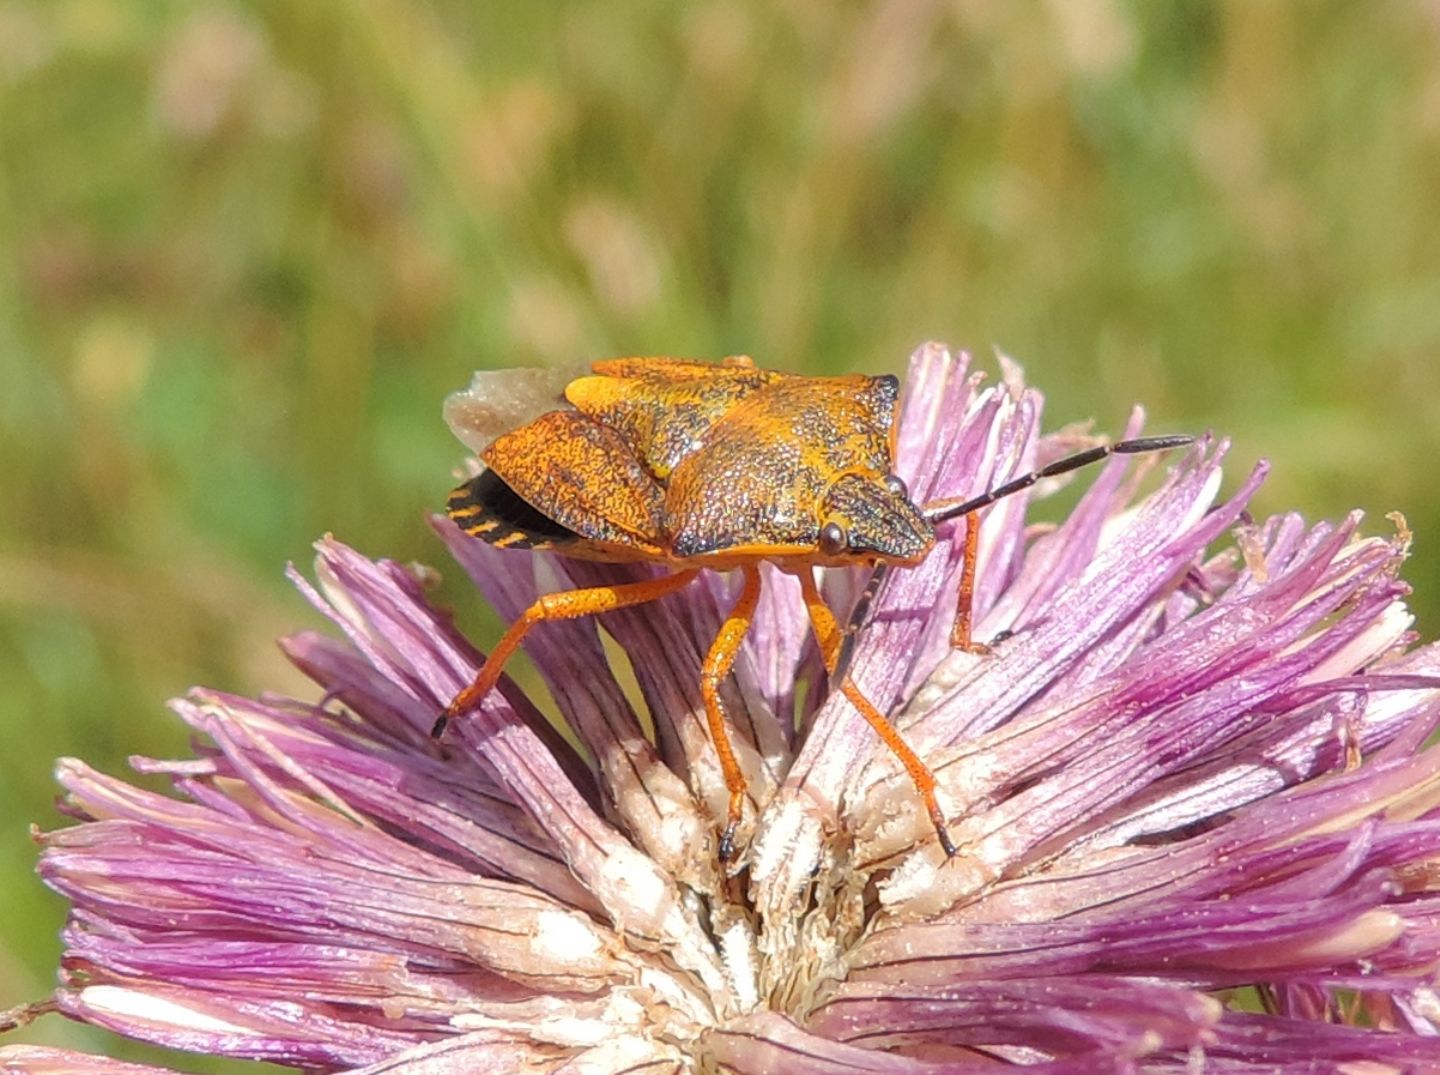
[434,356,1191,861]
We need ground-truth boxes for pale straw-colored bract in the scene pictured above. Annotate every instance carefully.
[7,344,1440,1073]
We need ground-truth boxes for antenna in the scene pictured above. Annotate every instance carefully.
[922,434,1195,526]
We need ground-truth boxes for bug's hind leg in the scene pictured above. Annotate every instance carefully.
[432,569,700,738]
[795,569,957,858]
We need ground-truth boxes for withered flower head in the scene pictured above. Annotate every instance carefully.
[6,345,1440,1073]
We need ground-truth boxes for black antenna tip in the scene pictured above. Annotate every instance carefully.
[1113,434,1195,454]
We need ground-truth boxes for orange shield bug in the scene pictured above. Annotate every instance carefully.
[435,356,1191,861]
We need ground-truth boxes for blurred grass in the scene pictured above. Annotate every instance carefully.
[2,1,1439,1068]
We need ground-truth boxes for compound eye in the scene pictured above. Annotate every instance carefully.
[819,521,848,556]
[884,473,909,499]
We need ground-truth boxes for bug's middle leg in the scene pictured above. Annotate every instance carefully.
[949,510,991,654]
[701,565,763,863]
[433,569,700,737]
[924,433,1196,653]
[795,569,957,858]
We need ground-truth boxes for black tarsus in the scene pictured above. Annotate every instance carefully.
[718,822,738,864]
[922,434,1195,527]
[937,825,958,859]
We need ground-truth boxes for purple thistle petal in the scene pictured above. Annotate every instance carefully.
[808,976,1221,1058]
[708,1009,1153,1073]
[159,692,596,909]
[0,1046,183,1074]
[345,1030,687,1074]
[1195,1011,1440,1069]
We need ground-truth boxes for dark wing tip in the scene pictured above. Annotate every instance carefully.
[446,470,576,548]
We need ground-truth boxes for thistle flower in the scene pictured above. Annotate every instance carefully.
[6,344,1440,1073]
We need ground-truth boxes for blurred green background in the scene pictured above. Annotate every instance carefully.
[3,2,1439,1068]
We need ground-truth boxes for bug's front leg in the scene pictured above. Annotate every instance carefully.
[700,565,763,863]
[795,569,957,857]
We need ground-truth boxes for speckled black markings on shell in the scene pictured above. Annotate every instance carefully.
[664,375,909,560]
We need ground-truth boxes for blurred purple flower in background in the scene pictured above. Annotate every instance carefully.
[6,344,1440,1073]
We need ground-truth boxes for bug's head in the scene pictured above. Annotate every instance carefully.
[816,472,933,566]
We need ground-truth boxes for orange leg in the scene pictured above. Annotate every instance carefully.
[703,566,763,862]
[432,569,700,738]
[796,567,844,669]
[949,511,991,653]
[796,570,957,857]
